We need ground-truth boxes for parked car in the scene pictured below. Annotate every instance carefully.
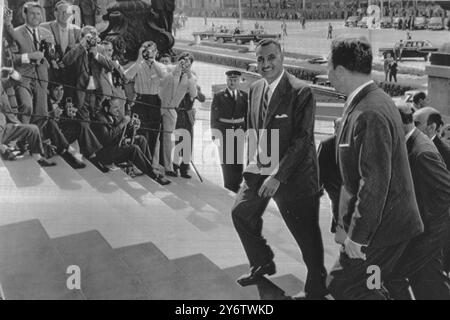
[392,16,403,29]
[427,17,445,30]
[379,40,438,61]
[192,27,216,40]
[233,29,281,44]
[414,16,428,29]
[381,17,393,28]
[357,16,369,28]
[345,15,359,27]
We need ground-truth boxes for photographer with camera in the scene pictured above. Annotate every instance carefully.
[47,83,105,171]
[159,52,197,177]
[7,2,54,124]
[124,41,169,161]
[91,98,170,185]
[62,25,116,119]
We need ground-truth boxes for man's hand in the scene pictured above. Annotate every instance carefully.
[258,176,280,198]
[28,51,44,61]
[344,237,367,260]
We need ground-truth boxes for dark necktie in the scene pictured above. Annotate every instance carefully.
[259,84,269,128]
[28,27,39,50]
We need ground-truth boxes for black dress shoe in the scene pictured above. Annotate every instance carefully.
[38,158,57,167]
[165,170,178,177]
[62,152,86,169]
[291,292,334,300]
[155,176,171,186]
[1,149,17,161]
[236,261,276,287]
[180,172,192,179]
[89,157,110,173]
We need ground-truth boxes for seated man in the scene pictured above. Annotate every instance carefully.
[47,83,106,171]
[91,98,170,186]
[0,81,55,167]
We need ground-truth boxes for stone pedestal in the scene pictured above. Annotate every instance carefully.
[425,64,450,119]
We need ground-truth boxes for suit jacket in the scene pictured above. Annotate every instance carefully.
[62,44,116,92]
[318,135,341,233]
[10,25,52,86]
[408,128,450,233]
[91,110,127,148]
[337,82,423,247]
[40,21,81,56]
[247,71,320,199]
[433,136,450,170]
[210,89,248,132]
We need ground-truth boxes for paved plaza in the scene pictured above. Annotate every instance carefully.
[176,17,450,69]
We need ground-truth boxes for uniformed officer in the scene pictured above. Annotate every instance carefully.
[210,70,248,193]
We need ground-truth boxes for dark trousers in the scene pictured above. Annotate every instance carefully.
[1,122,43,155]
[35,118,70,153]
[174,110,193,174]
[231,173,328,296]
[95,136,153,175]
[221,164,243,193]
[328,241,409,300]
[133,94,161,158]
[444,232,450,274]
[389,72,397,83]
[59,119,103,158]
[385,224,450,300]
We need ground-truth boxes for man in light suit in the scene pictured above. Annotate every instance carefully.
[327,36,424,300]
[8,2,53,124]
[158,52,197,176]
[231,39,329,300]
[41,0,81,88]
[384,106,450,300]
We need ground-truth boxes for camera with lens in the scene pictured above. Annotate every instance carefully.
[86,35,99,48]
[65,97,77,118]
[39,39,58,63]
[142,48,155,61]
[130,113,140,127]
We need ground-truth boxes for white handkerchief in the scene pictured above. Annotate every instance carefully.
[275,114,288,119]
[339,144,350,147]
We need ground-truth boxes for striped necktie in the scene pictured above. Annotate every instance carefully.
[260,83,270,128]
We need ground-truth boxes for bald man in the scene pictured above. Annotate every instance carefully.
[385,105,450,300]
[414,107,450,170]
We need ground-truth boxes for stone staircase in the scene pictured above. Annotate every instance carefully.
[0,155,338,300]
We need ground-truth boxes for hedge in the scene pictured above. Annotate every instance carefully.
[173,47,416,97]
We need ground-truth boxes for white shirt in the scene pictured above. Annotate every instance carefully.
[244,70,285,176]
[22,25,40,64]
[405,127,416,142]
[59,25,69,54]
[266,69,285,104]
[344,80,374,113]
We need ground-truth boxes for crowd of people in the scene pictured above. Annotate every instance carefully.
[1,1,204,186]
[2,1,450,301]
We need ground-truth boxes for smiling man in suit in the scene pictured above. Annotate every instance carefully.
[231,39,329,300]
[327,35,424,300]
[8,2,53,124]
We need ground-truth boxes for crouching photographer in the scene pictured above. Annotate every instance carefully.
[91,98,171,185]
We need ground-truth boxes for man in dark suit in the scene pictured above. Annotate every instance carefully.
[62,25,115,119]
[327,36,423,300]
[210,70,248,192]
[231,39,329,300]
[317,118,342,233]
[384,106,450,300]
[413,107,450,169]
[91,98,170,185]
